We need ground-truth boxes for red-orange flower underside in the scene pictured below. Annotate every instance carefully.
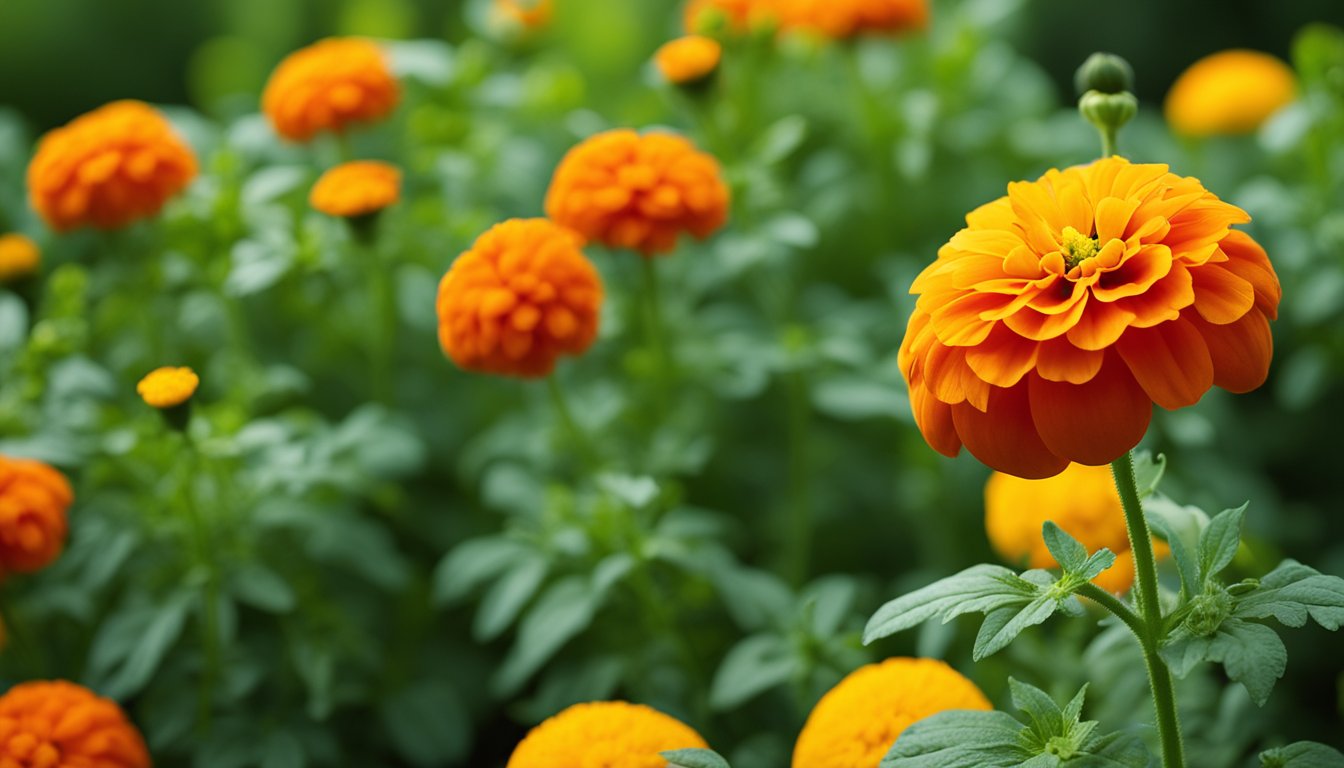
[0,681,150,768]
[0,456,72,575]
[775,0,929,38]
[900,156,1281,479]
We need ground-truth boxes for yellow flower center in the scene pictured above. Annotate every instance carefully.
[1060,226,1099,270]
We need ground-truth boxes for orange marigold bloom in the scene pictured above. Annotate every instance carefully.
[900,156,1281,479]
[655,36,723,85]
[0,235,40,283]
[0,681,150,768]
[793,658,991,768]
[495,0,553,28]
[775,0,928,38]
[437,219,603,378]
[27,101,197,233]
[507,701,707,768]
[262,38,401,143]
[0,456,72,575]
[683,0,770,33]
[985,463,1167,594]
[136,366,200,409]
[1165,50,1297,137]
[310,161,401,218]
[545,129,730,256]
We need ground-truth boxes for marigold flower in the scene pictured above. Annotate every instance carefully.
[0,456,72,575]
[0,681,150,768]
[507,701,707,768]
[262,38,401,142]
[1165,50,1297,137]
[26,101,197,233]
[137,366,199,409]
[495,0,553,28]
[900,156,1281,479]
[985,463,1168,593]
[775,0,928,38]
[655,36,723,85]
[545,129,730,256]
[310,161,402,218]
[0,235,40,283]
[683,0,769,33]
[793,658,991,768]
[437,219,603,378]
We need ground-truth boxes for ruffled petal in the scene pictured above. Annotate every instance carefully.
[1219,229,1280,320]
[1191,262,1255,324]
[1191,312,1274,393]
[1115,316,1214,409]
[911,384,962,457]
[964,325,1040,388]
[1035,337,1104,384]
[1027,352,1152,465]
[1067,300,1135,351]
[951,383,1069,479]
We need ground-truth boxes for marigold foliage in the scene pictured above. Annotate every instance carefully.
[0,235,40,283]
[545,129,730,256]
[655,36,723,85]
[310,161,402,218]
[26,101,197,233]
[900,156,1282,479]
[436,218,603,378]
[0,681,150,768]
[1165,50,1297,137]
[262,37,401,142]
[792,657,992,768]
[985,463,1166,593]
[506,701,708,768]
[136,366,200,409]
[0,456,72,575]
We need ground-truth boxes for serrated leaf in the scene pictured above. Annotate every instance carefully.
[1233,560,1344,630]
[663,749,733,768]
[1077,549,1118,582]
[865,564,1035,644]
[1164,619,1286,706]
[1132,452,1166,498]
[1261,741,1344,767]
[1009,678,1065,744]
[1145,497,1206,598]
[881,710,1030,767]
[1043,522,1088,574]
[973,594,1059,660]
[1198,504,1247,582]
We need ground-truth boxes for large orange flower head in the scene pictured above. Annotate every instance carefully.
[985,463,1166,593]
[437,219,604,378]
[309,161,401,218]
[545,129,730,256]
[507,701,707,768]
[0,681,150,767]
[793,658,991,768]
[900,157,1281,479]
[775,0,928,38]
[1165,50,1297,137]
[0,456,72,575]
[262,37,401,143]
[27,101,197,233]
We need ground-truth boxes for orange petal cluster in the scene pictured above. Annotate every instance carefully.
[437,219,604,378]
[985,463,1167,593]
[507,701,707,768]
[774,0,929,38]
[26,101,197,233]
[792,658,991,768]
[545,129,730,256]
[1165,50,1297,137]
[655,36,723,85]
[0,235,40,283]
[0,681,150,768]
[262,38,401,143]
[900,156,1281,479]
[0,456,72,575]
[136,366,200,409]
[310,161,402,218]
[683,0,763,33]
[495,0,553,29]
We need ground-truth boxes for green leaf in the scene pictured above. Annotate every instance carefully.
[230,563,297,614]
[1144,497,1207,598]
[1010,678,1067,746]
[710,634,799,710]
[492,576,604,696]
[0,293,28,352]
[101,592,194,699]
[473,555,549,641]
[433,536,530,606]
[379,681,471,766]
[1197,504,1247,582]
[881,710,1030,767]
[865,565,1036,644]
[663,749,733,768]
[1131,451,1166,498]
[1163,618,1286,705]
[1043,522,1087,574]
[973,593,1059,661]
[1261,741,1344,767]
[1233,560,1344,630]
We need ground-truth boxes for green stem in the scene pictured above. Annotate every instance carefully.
[1076,582,1145,638]
[782,369,813,587]
[365,239,396,404]
[640,257,675,389]
[1100,127,1117,158]
[181,441,221,734]
[1111,452,1185,768]
[844,48,897,214]
[546,376,601,472]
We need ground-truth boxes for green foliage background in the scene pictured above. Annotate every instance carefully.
[1,0,1343,766]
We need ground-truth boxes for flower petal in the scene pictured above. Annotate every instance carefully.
[964,325,1040,388]
[1191,312,1274,393]
[951,384,1069,479]
[1035,338,1104,384]
[911,384,962,458]
[1027,353,1152,465]
[1066,300,1135,351]
[1115,316,1214,409]
[1219,230,1280,320]
[1191,262,1255,324]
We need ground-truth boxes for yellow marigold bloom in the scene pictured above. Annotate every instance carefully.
[507,701,707,768]
[900,156,1281,479]
[985,463,1168,593]
[495,0,553,28]
[1165,50,1297,137]
[545,129,730,256]
[27,101,197,233]
[137,366,200,409]
[437,219,604,378]
[310,161,402,218]
[0,456,72,575]
[655,36,723,85]
[0,234,40,283]
[775,0,928,38]
[0,681,150,768]
[793,658,991,768]
[262,37,401,142]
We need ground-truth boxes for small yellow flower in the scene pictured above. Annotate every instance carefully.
[507,701,707,767]
[310,161,402,219]
[1165,50,1297,137]
[137,366,200,409]
[0,234,40,283]
[655,36,723,86]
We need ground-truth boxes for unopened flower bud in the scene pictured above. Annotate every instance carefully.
[1080,90,1138,136]
[1075,52,1135,95]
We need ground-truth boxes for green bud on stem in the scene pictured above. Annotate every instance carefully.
[1075,52,1135,95]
